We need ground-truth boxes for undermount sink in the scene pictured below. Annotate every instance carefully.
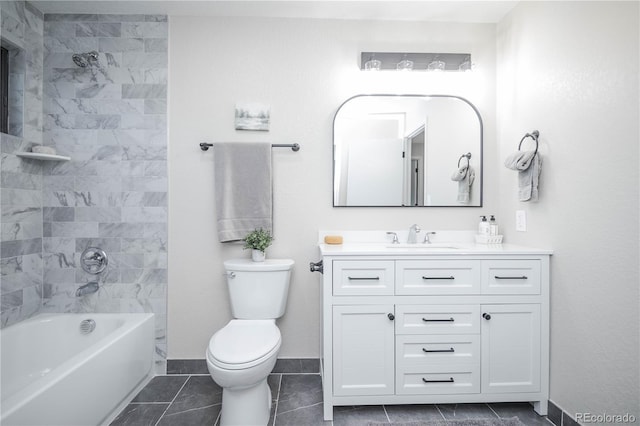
[384,243,460,249]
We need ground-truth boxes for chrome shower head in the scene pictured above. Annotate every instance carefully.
[72,51,99,68]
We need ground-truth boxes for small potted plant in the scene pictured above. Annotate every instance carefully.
[243,228,273,262]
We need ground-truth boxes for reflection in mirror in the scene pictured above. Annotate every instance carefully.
[333,95,483,207]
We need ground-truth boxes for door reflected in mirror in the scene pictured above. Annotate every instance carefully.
[333,95,483,207]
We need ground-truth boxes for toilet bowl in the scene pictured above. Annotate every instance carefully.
[206,259,294,426]
[207,320,281,425]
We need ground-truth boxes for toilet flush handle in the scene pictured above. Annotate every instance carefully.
[228,272,236,279]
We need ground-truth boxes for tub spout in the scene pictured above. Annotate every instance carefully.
[76,281,99,297]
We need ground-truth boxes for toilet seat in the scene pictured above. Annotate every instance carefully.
[207,320,281,370]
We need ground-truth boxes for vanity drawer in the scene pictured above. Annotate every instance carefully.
[396,335,480,366]
[396,260,481,295]
[481,260,541,294]
[332,260,395,295]
[396,305,480,335]
[396,365,480,395]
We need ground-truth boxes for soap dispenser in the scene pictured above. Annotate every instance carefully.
[489,215,499,236]
[478,216,490,235]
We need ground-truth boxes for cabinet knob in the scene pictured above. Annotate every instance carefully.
[482,313,491,320]
[387,313,395,321]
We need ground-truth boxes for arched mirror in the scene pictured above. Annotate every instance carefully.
[333,95,483,207]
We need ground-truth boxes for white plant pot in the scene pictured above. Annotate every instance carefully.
[251,249,266,262]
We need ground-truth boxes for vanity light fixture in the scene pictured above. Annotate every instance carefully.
[360,52,471,72]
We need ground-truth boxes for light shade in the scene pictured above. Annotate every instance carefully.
[459,57,473,72]
[364,58,381,71]
[396,59,414,71]
[427,60,446,71]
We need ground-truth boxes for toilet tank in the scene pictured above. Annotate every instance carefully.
[224,259,294,319]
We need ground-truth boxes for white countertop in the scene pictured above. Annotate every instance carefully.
[317,231,552,256]
[319,242,553,256]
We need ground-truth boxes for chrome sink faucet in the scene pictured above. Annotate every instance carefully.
[407,224,421,243]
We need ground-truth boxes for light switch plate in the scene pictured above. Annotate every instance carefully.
[516,210,527,232]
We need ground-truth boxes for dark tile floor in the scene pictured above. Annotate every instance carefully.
[111,360,554,426]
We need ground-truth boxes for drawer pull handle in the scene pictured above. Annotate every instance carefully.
[422,347,455,353]
[422,276,455,280]
[347,276,380,281]
[422,377,455,383]
[494,275,528,280]
[422,317,455,322]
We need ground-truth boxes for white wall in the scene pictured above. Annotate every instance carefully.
[168,16,497,358]
[497,1,639,419]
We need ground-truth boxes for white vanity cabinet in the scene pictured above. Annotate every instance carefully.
[332,304,395,396]
[319,245,551,421]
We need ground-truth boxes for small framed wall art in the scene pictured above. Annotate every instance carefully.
[235,103,270,131]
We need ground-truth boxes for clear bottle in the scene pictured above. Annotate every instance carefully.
[489,215,499,236]
[478,216,490,235]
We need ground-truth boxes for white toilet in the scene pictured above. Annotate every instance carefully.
[206,258,294,426]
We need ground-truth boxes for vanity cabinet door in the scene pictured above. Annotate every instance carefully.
[332,305,395,396]
[481,304,541,393]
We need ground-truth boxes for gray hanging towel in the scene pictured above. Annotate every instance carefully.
[451,165,475,203]
[214,142,272,242]
[504,150,542,202]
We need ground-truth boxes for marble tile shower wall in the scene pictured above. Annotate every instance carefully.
[41,13,168,372]
[1,1,45,327]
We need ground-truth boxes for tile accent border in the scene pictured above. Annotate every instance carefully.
[548,401,583,426]
[167,358,320,375]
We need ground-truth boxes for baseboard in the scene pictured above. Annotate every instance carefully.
[167,358,320,375]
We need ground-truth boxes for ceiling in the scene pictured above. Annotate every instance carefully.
[30,1,518,23]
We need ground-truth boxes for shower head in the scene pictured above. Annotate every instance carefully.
[72,51,99,68]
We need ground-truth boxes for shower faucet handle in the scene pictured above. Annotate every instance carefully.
[80,247,108,274]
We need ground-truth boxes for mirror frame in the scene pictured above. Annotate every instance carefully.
[333,94,483,207]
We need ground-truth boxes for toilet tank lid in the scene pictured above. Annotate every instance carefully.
[224,259,294,271]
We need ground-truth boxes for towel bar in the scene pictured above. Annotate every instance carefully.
[199,142,300,152]
[518,130,539,156]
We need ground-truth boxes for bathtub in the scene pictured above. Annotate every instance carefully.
[1,313,155,426]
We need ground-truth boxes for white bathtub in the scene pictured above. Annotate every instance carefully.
[1,313,155,426]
